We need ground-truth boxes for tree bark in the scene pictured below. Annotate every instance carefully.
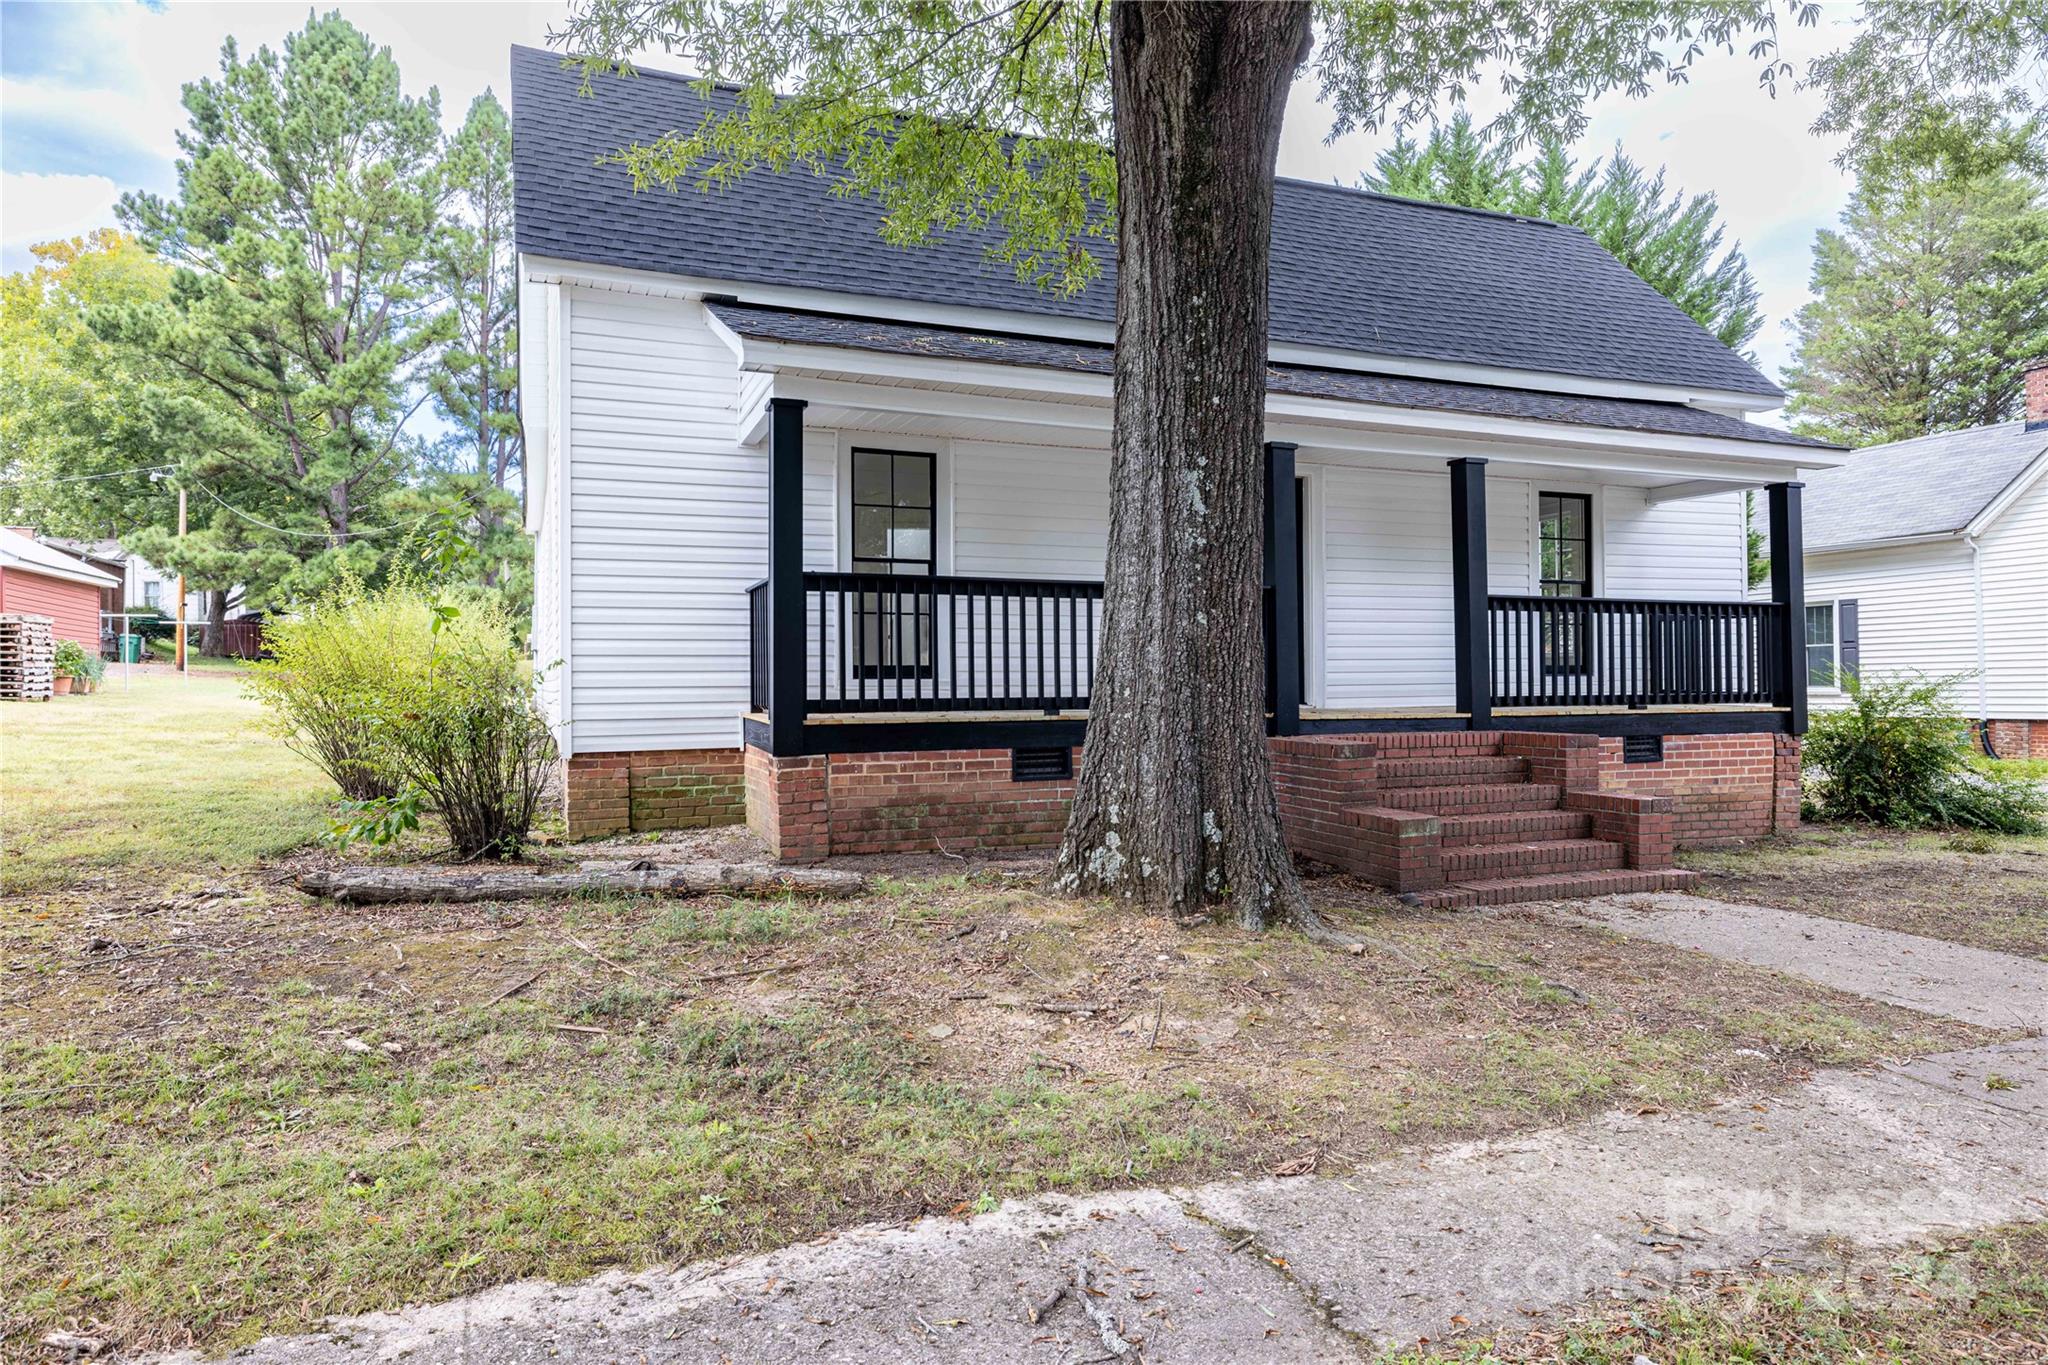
[1055,1,1338,939]
[200,588,228,658]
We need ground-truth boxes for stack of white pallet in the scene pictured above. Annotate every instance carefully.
[0,613,56,701]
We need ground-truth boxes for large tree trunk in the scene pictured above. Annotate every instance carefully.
[1056,2,1336,939]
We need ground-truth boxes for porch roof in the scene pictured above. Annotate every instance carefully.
[705,301,1834,453]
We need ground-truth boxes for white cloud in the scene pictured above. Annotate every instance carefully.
[0,171,123,270]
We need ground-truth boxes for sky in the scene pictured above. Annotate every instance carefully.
[0,1,1867,404]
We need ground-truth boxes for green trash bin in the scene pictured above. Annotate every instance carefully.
[118,633,144,663]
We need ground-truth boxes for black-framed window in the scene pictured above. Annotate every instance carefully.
[1538,492,1592,597]
[1538,492,1593,672]
[850,448,936,676]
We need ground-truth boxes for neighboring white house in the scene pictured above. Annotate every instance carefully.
[1801,365,2048,759]
[511,47,1841,890]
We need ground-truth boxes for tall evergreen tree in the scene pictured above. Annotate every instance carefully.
[1364,127,1762,351]
[1784,170,2048,445]
[424,89,528,608]
[107,11,451,599]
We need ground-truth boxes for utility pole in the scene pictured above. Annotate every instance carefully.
[175,486,188,673]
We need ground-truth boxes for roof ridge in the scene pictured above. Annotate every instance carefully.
[1276,175,1579,233]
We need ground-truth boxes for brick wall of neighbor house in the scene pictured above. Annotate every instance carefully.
[563,748,746,837]
[745,745,1079,859]
[1985,719,2048,760]
[1595,733,1802,845]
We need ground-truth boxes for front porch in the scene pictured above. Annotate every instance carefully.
[745,395,1811,759]
[737,396,1810,884]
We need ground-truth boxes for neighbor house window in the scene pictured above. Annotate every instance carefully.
[1538,492,1593,671]
[143,581,161,608]
[850,448,936,676]
[1806,603,1837,688]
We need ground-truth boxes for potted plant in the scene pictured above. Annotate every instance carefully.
[78,651,107,694]
[53,639,90,695]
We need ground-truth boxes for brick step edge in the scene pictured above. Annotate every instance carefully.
[1414,868,1702,909]
[1382,783,1563,815]
[1440,837,1623,877]
[1375,757,1530,788]
[1437,811,1593,847]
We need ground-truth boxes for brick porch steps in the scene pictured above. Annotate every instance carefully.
[1375,755,1529,788]
[1441,837,1622,879]
[1413,867,1701,909]
[1436,810,1593,847]
[1391,782,1563,815]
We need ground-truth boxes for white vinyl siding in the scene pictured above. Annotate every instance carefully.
[1602,488,1746,600]
[951,440,1110,578]
[1316,466,1532,709]
[1803,540,1979,709]
[1976,470,2048,717]
[563,289,773,751]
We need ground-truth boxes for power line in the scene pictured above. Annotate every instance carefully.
[0,463,176,489]
[192,481,448,540]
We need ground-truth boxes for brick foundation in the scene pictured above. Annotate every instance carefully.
[1595,732,1801,846]
[563,748,746,838]
[724,728,1803,873]
[1984,719,2048,760]
[744,745,1079,860]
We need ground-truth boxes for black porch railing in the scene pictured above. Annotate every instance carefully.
[767,570,1105,713]
[747,579,770,712]
[1488,594,1786,709]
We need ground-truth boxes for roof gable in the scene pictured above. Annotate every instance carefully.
[510,46,1780,401]
[1802,422,2048,552]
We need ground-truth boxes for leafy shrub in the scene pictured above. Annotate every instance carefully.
[1925,768,2046,836]
[373,604,558,860]
[246,581,416,800]
[1804,673,2045,833]
[251,575,558,858]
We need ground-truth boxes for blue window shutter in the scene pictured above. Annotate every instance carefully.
[1838,599,1859,680]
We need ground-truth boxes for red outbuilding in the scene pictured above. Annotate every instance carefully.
[0,527,121,652]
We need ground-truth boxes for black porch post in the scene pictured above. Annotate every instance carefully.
[1264,441,1301,736]
[768,397,808,755]
[1767,480,1807,734]
[1449,458,1492,729]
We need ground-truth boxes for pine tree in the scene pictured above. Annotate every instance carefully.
[424,90,528,611]
[1784,171,2048,445]
[107,12,451,599]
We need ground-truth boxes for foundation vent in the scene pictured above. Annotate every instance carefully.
[1011,746,1074,783]
[1622,734,1665,765]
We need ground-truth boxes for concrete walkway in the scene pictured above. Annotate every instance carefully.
[1561,890,2048,1033]
[155,899,2048,1364]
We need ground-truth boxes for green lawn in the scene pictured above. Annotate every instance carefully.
[1,666,335,895]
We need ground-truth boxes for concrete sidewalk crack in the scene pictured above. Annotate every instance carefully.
[1175,1200,1377,1355]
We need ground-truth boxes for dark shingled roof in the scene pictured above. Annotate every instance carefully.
[1803,422,2048,551]
[705,301,1831,450]
[512,46,1783,401]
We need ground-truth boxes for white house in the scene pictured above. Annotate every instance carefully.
[511,48,1840,903]
[1801,364,2048,758]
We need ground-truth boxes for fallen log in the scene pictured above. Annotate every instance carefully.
[297,864,865,905]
